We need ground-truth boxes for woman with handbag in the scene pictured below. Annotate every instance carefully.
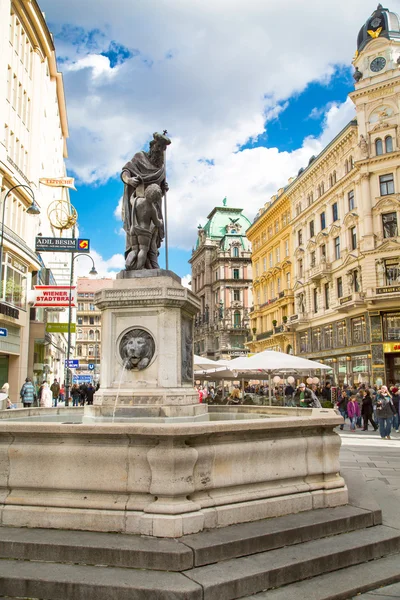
[376,385,395,440]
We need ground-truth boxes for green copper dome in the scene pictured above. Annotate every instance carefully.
[196,205,251,250]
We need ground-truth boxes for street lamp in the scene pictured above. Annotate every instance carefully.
[0,183,41,271]
[65,252,97,405]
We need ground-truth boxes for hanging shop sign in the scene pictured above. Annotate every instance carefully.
[35,237,90,253]
[39,177,77,190]
[46,322,76,334]
[32,286,77,308]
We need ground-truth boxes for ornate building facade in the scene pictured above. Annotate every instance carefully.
[0,0,71,396]
[190,202,253,359]
[251,5,400,386]
[246,192,295,354]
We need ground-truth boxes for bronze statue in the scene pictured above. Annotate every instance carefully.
[121,132,171,270]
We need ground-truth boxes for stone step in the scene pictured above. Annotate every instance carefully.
[241,553,400,599]
[0,560,203,600]
[184,525,400,600]
[0,526,192,572]
[0,505,376,572]
[180,504,377,567]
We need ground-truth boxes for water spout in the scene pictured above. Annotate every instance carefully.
[112,361,128,422]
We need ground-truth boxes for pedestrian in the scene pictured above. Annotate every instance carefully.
[71,384,81,407]
[321,382,332,403]
[337,390,349,430]
[20,377,36,408]
[376,385,395,440]
[360,389,378,432]
[391,389,400,433]
[40,382,53,408]
[86,383,95,406]
[347,395,361,431]
[50,378,60,407]
[294,382,314,407]
[59,383,65,405]
[284,382,296,407]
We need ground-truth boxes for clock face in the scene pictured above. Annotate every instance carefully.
[370,56,386,72]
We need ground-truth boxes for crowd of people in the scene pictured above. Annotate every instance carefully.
[17,377,99,408]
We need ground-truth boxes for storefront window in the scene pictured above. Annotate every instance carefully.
[1,252,27,309]
[352,354,370,384]
[352,317,366,344]
[299,332,309,353]
[337,321,347,347]
[312,328,321,352]
[383,313,400,341]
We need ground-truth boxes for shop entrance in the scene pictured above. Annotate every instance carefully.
[0,355,9,388]
[385,353,400,385]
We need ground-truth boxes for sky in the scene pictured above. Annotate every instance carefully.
[38,0,400,280]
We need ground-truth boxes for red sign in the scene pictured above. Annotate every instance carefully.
[33,286,77,307]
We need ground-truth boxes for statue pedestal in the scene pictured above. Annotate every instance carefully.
[88,270,204,421]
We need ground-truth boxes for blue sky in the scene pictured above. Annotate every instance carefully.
[39,0,392,278]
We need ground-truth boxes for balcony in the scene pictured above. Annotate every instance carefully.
[257,330,273,341]
[309,261,332,281]
[337,292,365,312]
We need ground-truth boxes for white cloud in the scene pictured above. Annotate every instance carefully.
[181,274,192,290]
[40,0,391,251]
[74,249,125,278]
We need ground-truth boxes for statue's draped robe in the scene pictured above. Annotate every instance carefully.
[121,151,165,262]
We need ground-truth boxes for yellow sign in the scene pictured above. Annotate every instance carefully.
[40,177,77,191]
[383,343,400,353]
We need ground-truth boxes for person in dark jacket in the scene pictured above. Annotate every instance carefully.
[376,386,395,440]
[360,390,378,432]
[321,382,332,403]
[391,390,400,433]
[86,384,95,406]
[337,390,349,430]
[294,383,321,408]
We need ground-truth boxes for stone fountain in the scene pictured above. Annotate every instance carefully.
[0,133,347,538]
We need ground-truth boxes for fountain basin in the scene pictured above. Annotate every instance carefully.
[0,406,347,537]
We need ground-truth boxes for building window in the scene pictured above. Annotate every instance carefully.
[351,226,357,250]
[233,311,241,328]
[233,269,239,280]
[323,325,332,348]
[313,288,318,313]
[77,345,82,356]
[299,332,309,353]
[298,259,303,278]
[233,289,240,301]
[286,271,291,288]
[353,269,360,293]
[337,277,343,298]
[275,247,280,263]
[309,220,315,238]
[312,328,321,350]
[277,277,281,292]
[380,173,395,196]
[320,244,326,259]
[382,212,398,238]
[383,312,400,340]
[320,212,326,230]
[334,236,340,260]
[89,316,95,325]
[337,320,346,346]
[255,262,259,276]
[352,317,366,344]
[332,202,338,222]
[383,258,400,286]
[375,138,383,155]
[385,136,393,153]
[77,329,83,340]
[0,252,27,309]
[263,257,267,271]
[89,330,94,341]
[285,240,289,256]
[348,190,355,211]
[310,251,316,268]
[233,246,239,257]
[298,230,303,246]
[275,219,279,233]
[324,283,330,309]
[269,252,273,268]
[77,317,83,325]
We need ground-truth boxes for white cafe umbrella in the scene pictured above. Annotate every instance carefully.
[194,355,229,372]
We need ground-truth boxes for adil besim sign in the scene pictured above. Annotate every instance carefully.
[32,286,77,308]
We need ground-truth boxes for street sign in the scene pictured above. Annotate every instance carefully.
[36,237,76,252]
[0,328,8,338]
[73,375,92,384]
[65,359,79,369]
[46,323,76,334]
[35,237,91,253]
[88,363,95,371]
[33,286,77,308]
[77,239,90,252]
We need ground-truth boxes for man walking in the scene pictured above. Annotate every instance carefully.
[20,377,36,408]
[50,378,60,407]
